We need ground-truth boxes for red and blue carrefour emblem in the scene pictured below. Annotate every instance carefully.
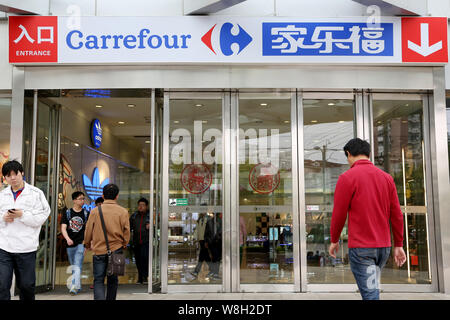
[202,22,252,56]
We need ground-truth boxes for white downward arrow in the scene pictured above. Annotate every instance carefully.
[408,23,442,57]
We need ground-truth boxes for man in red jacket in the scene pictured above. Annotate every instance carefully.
[329,138,406,300]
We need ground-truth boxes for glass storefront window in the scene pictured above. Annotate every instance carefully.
[239,93,293,284]
[373,98,431,284]
[303,98,355,284]
[168,96,223,284]
[0,97,11,191]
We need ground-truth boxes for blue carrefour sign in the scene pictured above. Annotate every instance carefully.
[262,22,394,56]
[90,119,102,148]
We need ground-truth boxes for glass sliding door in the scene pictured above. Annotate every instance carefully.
[372,94,431,286]
[34,96,61,291]
[302,93,356,285]
[165,92,225,290]
[238,92,296,289]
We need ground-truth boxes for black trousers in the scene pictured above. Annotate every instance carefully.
[0,248,36,300]
[133,243,149,282]
[194,240,211,274]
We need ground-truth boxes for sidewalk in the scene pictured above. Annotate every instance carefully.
[20,285,450,300]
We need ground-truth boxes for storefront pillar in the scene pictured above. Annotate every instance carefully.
[430,67,450,294]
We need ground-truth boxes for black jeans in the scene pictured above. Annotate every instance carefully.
[0,249,36,300]
[93,251,120,300]
[133,243,149,282]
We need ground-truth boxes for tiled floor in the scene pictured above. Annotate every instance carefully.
[18,285,450,300]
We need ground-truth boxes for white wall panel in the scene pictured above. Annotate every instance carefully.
[97,0,183,16]
[212,0,274,16]
[276,0,367,17]
[49,0,96,16]
[0,21,12,90]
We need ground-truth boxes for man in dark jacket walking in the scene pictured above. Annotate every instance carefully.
[329,138,406,300]
[129,198,150,284]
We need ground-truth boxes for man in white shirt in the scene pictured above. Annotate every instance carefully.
[0,160,51,300]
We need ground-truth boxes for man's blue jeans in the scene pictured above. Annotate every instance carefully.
[93,253,119,300]
[348,247,391,300]
[66,244,85,292]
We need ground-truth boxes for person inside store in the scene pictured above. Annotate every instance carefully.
[0,160,51,300]
[88,196,105,290]
[129,198,150,284]
[329,138,406,300]
[191,212,211,280]
[204,212,222,281]
[61,191,90,295]
[83,183,130,300]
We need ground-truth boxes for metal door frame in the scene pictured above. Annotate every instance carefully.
[161,90,229,293]
[234,90,300,293]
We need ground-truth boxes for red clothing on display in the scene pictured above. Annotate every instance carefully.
[330,159,404,248]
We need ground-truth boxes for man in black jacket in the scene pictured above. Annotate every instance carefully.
[204,212,222,281]
[129,198,150,284]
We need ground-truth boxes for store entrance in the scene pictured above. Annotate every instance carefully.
[162,91,300,292]
[29,89,156,294]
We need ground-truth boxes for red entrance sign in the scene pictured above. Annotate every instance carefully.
[9,16,58,63]
[402,17,448,63]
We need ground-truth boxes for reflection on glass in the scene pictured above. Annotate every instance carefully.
[35,101,53,289]
[373,99,431,284]
[303,99,355,284]
[239,94,293,284]
[0,98,11,191]
[168,98,223,284]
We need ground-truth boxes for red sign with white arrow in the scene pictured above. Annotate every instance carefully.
[402,17,448,63]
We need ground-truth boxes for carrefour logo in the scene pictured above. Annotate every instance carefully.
[91,119,102,148]
[201,23,253,56]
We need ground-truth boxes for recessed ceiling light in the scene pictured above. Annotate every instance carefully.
[284,120,290,124]
[95,105,103,108]
[202,120,208,124]
[145,140,150,144]
[328,103,335,106]
[402,120,408,123]
[127,104,135,108]
[405,104,409,106]
[260,103,268,107]
[195,104,204,107]
[311,120,318,123]
[173,120,180,124]
[74,143,80,147]
[118,121,125,125]
[338,120,345,123]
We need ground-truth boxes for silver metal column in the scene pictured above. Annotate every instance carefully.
[291,91,301,292]
[230,91,239,292]
[422,93,439,292]
[296,90,308,292]
[223,92,232,293]
[428,67,450,294]
[50,104,62,289]
[160,91,170,293]
[354,91,364,140]
[10,67,25,162]
[148,89,156,293]
[30,90,38,185]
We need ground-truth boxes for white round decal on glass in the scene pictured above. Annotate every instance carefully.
[91,119,102,148]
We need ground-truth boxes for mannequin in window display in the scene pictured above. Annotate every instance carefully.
[190,212,211,280]
[204,212,222,281]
